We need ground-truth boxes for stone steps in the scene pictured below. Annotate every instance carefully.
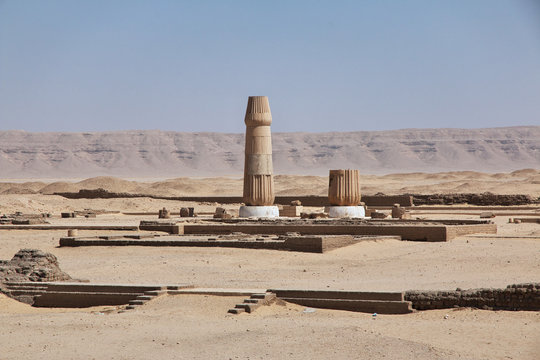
[7,290,48,296]
[128,299,146,306]
[4,285,48,290]
[228,292,277,314]
[3,282,192,309]
[7,290,141,297]
[143,290,167,296]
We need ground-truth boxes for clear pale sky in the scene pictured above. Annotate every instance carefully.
[0,0,539,133]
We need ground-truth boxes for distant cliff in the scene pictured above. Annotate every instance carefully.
[0,126,538,178]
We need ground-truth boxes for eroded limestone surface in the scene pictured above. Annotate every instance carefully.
[0,249,72,298]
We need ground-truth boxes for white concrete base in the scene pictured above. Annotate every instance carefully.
[239,205,279,218]
[328,206,366,218]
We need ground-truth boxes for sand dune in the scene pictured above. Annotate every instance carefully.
[1,169,539,198]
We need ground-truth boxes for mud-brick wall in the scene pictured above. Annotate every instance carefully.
[405,283,540,311]
[410,193,534,206]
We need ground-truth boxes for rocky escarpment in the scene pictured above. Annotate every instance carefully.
[0,126,538,177]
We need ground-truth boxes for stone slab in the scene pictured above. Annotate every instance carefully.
[511,217,540,224]
[0,225,138,231]
[169,288,266,296]
[280,297,413,314]
[182,223,495,242]
[269,289,404,301]
[5,281,193,293]
[59,234,390,253]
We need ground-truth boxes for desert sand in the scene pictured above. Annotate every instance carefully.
[1,168,539,199]
[0,170,539,359]
[1,293,539,360]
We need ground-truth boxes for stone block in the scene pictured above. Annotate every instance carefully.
[370,211,388,219]
[180,208,190,217]
[158,208,170,219]
[279,205,303,217]
[214,207,233,219]
[228,308,245,314]
[479,212,495,218]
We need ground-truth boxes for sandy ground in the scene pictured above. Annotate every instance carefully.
[0,194,233,214]
[0,216,539,359]
[0,293,538,360]
[0,171,539,359]
[1,216,539,291]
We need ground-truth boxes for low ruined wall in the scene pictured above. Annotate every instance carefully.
[32,292,138,308]
[361,195,414,207]
[405,283,540,311]
[54,189,145,199]
[182,223,450,241]
[55,189,537,206]
[410,193,535,206]
[53,189,414,207]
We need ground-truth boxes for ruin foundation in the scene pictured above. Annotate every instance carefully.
[328,206,365,218]
[239,205,279,218]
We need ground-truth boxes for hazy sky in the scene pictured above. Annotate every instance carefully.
[0,0,539,133]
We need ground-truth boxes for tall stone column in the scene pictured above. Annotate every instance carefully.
[328,169,365,218]
[243,96,275,206]
[239,96,278,217]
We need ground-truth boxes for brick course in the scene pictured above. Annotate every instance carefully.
[405,283,540,311]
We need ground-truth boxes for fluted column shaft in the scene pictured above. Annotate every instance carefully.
[243,96,275,206]
[328,169,361,206]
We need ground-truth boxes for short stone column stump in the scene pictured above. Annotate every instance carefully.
[328,206,365,218]
[239,205,279,218]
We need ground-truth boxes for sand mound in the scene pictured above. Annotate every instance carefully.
[510,168,539,177]
[147,177,242,196]
[39,177,146,194]
[275,175,328,196]
[77,176,144,193]
[0,293,41,313]
[39,181,81,194]
[0,181,46,193]
[1,168,539,198]
[1,187,37,195]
